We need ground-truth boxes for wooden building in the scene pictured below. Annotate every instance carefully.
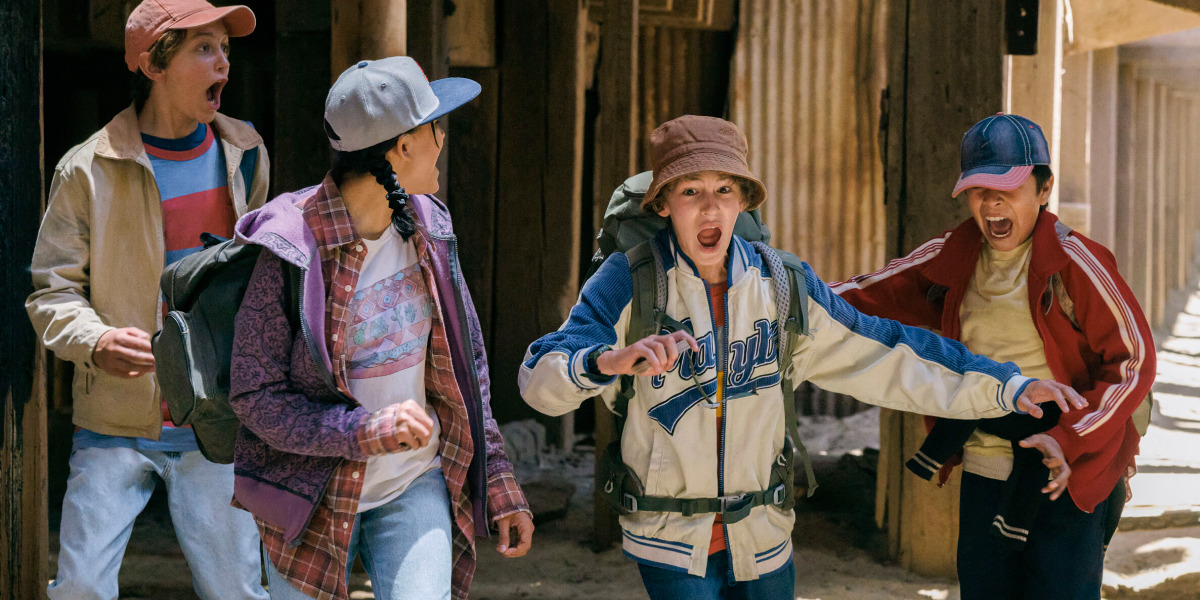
[5,0,1200,595]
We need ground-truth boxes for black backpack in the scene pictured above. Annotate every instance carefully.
[152,234,299,464]
[590,172,818,520]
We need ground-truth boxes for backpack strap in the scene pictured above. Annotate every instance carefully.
[751,242,816,497]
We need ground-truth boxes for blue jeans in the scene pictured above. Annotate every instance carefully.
[638,550,795,600]
[265,467,454,600]
[48,444,266,600]
[957,472,1108,600]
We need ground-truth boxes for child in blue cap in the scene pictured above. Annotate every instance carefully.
[835,113,1156,599]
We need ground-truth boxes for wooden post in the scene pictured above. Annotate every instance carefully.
[1133,78,1155,316]
[275,0,332,193]
[1088,48,1120,250]
[0,0,48,597]
[331,0,407,78]
[1005,0,1064,211]
[881,0,1005,577]
[1057,51,1092,234]
[1154,84,1168,324]
[407,0,450,195]
[1116,62,1138,278]
[592,0,638,549]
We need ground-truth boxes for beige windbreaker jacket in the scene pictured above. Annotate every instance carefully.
[26,105,269,439]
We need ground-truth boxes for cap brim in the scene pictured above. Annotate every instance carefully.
[418,78,482,125]
[952,164,1035,198]
[172,6,257,38]
[643,151,767,211]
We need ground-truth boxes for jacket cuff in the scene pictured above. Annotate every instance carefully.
[77,324,115,373]
[355,405,403,456]
[487,470,531,524]
[570,344,617,389]
[1047,425,1081,463]
[1000,375,1035,413]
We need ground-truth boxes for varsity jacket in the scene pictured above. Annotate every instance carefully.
[520,229,1038,581]
[832,212,1155,512]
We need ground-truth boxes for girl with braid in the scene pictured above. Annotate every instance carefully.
[227,57,534,600]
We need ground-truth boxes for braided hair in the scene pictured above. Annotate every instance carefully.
[328,131,417,240]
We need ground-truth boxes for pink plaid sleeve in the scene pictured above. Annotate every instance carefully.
[487,470,530,524]
[355,405,408,455]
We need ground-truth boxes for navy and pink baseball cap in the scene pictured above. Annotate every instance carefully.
[951,113,1050,198]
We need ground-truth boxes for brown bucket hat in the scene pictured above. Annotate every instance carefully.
[642,115,767,212]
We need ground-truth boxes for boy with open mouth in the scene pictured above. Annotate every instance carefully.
[834,113,1155,599]
[27,1,270,597]
[519,115,1085,599]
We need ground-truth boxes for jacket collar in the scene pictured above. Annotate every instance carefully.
[656,227,760,287]
[923,210,1070,287]
[95,104,264,161]
[304,175,361,252]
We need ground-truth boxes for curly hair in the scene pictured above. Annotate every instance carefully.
[328,129,416,240]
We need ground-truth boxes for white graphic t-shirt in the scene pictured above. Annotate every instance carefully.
[347,225,441,512]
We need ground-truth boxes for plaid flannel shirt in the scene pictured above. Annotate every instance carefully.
[258,178,529,600]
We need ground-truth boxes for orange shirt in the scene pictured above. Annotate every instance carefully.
[707,280,729,555]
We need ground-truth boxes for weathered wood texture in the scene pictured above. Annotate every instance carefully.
[407,0,450,197]
[331,0,407,78]
[447,67,500,349]
[1068,0,1200,54]
[731,0,887,284]
[881,0,1006,577]
[1,0,48,596]
[591,0,638,549]
[728,0,886,419]
[483,0,585,427]
[1006,0,1063,211]
[274,0,331,193]
[447,0,496,67]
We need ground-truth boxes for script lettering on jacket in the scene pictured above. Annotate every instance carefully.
[647,319,782,434]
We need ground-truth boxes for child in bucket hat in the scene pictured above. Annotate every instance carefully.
[227,56,533,600]
[27,1,269,597]
[521,114,1084,599]
[834,113,1155,599]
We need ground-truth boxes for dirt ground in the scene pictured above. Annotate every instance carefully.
[47,449,1200,599]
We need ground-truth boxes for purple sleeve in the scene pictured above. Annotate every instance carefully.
[459,266,519,481]
[229,250,373,459]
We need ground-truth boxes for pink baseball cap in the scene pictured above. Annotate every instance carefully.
[124,0,256,73]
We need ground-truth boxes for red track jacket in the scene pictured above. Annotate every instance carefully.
[832,211,1155,512]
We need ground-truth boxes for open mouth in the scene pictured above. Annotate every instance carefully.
[697,226,722,250]
[985,215,1013,239]
[206,80,226,110]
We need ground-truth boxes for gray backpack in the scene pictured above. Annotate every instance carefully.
[152,234,300,464]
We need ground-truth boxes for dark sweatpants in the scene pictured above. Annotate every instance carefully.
[957,472,1110,600]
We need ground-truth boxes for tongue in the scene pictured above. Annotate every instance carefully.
[698,228,721,248]
[989,219,1013,237]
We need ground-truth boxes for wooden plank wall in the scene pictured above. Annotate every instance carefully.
[473,0,585,429]
[728,0,886,418]
[0,0,47,596]
[731,0,888,284]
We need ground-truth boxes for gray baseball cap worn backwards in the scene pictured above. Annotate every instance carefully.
[323,56,481,152]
